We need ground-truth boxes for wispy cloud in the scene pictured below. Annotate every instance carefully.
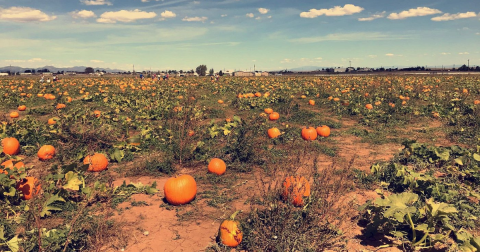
[358,11,386,21]
[182,16,208,22]
[70,10,96,19]
[97,9,157,23]
[388,7,441,20]
[258,8,269,14]
[431,12,477,21]
[0,7,57,22]
[459,52,470,55]
[90,59,104,63]
[300,4,364,18]
[159,10,176,20]
[246,13,254,18]
[81,0,112,6]
[289,32,409,43]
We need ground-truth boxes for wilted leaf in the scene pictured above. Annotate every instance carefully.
[63,171,82,191]
[40,194,66,218]
[375,192,419,222]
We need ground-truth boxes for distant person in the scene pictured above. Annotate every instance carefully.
[39,76,44,83]
[46,78,51,83]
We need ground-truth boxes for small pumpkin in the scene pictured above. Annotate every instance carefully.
[308,100,315,106]
[264,108,273,114]
[365,104,373,110]
[164,175,197,205]
[283,176,311,207]
[37,145,55,161]
[2,137,20,155]
[218,100,224,104]
[56,103,66,110]
[10,112,19,118]
[0,159,25,175]
[316,125,331,138]
[47,118,57,125]
[18,105,27,111]
[267,127,281,139]
[301,127,317,141]
[218,210,243,247]
[208,158,226,175]
[187,130,195,137]
[93,110,101,118]
[84,153,109,172]
[269,112,280,121]
[16,177,41,200]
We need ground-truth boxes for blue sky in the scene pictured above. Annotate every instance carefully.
[0,0,479,71]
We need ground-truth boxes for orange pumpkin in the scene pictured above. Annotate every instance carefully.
[218,100,224,104]
[316,125,331,138]
[208,158,226,175]
[18,105,27,111]
[308,100,315,106]
[301,127,317,141]
[37,145,55,161]
[10,112,19,118]
[84,153,109,172]
[93,110,101,118]
[267,127,281,139]
[365,104,373,110]
[164,175,197,205]
[0,159,24,175]
[218,210,243,247]
[187,130,195,137]
[264,108,273,114]
[254,92,261,97]
[283,176,311,207]
[269,112,280,121]
[16,177,41,200]
[56,103,66,110]
[2,137,20,155]
[47,118,57,125]
[474,100,480,105]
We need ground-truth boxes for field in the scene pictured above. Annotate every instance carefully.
[1,74,480,252]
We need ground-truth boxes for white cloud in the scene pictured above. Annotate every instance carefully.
[387,7,442,20]
[97,9,157,23]
[182,16,208,22]
[0,7,57,22]
[255,17,261,20]
[431,12,477,21]
[385,53,395,57]
[368,55,377,58]
[90,59,104,63]
[5,58,49,63]
[280,58,293,63]
[221,14,227,17]
[441,52,451,55]
[300,4,364,18]
[81,0,112,6]
[289,32,408,43]
[141,0,149,2]
[476,32,480,35]
[160,10,176,19]
[358,11,386,21]
[246,13,254,18]
[70,10,96,19]
[258,8,269,14]
[459,52,470,55]
[193,1,200,4]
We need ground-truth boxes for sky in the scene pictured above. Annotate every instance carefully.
[0,0,479,71]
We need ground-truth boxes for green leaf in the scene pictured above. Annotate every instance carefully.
[111,149,124,163]
[233,115,241,123]
[473,153,480,162]
[455,158,464,166]
[40,194,66,218]
[6,235,19,252]
[435,148,450,161]
[63,171,82,191]
[3,186,16,197]
[374,192,419,222]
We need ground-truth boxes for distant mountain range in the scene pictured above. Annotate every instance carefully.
[0,65,127,73]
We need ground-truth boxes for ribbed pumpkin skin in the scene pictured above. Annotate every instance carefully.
[16,177,40,200]
[316,125,331,138]
[219,219,243,247]
[283,176,311,207]
[10,112,19,118]
[37,145,55,160]
[301,127,318,141]
[164,175,197,205]
[269,112,279,121]
[208,158,226,175]
[84,153,109,172]
[267,128,281,139]
[2,137,20,155]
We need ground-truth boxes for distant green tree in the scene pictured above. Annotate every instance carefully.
[85,67,94,74]
[196,65,207,76]
[219,70,224,76]
[209,68,214,76]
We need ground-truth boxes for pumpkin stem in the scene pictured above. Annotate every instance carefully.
[229,210,242,220]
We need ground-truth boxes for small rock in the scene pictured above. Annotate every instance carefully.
[143,231,149,236]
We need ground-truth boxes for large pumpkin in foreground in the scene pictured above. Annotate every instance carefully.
[37,145,55,160]
[282,176,311,207]
[218,210,243,247]
[164,175,197,205]
[2,137,20,155]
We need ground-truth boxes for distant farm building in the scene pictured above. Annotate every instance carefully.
[233,71,254,77]
[0,73,8,76]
